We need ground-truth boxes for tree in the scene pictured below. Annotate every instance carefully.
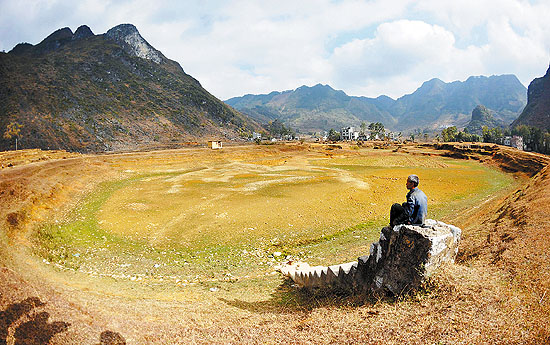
[511,125,550,153]
[360,121,367,136]
[4,121,23,150]
[482,126,503,144]
[441,126,458,142]
[368,122,385,140]
[328,128,340,141]
[266,119,294,139]
[543,132,550,154]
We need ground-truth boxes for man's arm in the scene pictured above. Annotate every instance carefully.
[403,192,414,214]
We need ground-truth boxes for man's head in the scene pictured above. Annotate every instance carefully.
[406,174,419,190]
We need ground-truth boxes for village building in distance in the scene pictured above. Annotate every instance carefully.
[339,126,399,142]
[503,136,524,150]
[208,140,223,149]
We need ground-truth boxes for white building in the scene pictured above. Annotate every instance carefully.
[511,136,524,150]
[208,140,223,149]
[341,127,359,140]
[503,136,523,150]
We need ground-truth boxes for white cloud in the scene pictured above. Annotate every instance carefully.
[410,0,550,86]
[328,20,487,97]
[0,0,549,99]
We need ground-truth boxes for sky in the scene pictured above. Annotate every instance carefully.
[1,0,549,100]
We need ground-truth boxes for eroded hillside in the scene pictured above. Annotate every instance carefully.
[0,24,260,153]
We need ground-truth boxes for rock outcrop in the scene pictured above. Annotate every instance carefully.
[105,24,163,64]
[512,65,550,131]
[280,219,461,295]
[465,105,506,135]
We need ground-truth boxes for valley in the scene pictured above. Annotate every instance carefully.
[1,142,549,343]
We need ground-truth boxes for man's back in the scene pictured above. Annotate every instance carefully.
[405,188,428,225]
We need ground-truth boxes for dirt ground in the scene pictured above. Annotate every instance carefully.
[1,142,549,344]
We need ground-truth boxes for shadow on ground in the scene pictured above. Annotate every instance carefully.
[0,297,126,345]
[219,279,378,314]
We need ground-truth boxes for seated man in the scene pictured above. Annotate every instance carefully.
[390,174,428,226]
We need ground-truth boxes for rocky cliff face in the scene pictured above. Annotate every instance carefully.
[511,65,550,131]
[105,24,162,64]
[0,24,260,152]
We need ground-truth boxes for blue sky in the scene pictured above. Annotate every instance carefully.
[1,0,549,100]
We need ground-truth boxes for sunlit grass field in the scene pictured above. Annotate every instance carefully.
[33,146,515,299]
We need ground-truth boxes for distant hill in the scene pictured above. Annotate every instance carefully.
[464,105,506,135]
[391,75,526,130]
[226,75,527,133]
[0,24,260,152]
[226,84,396,134]
[511,65,550,131]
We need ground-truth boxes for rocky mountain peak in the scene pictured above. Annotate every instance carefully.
[465,104,505,135]
[73,25,94,40]
[34,27,74,53]
[42,27,74,42]
[412,78,446,97]
[9,25,95,55]
[105,24,162,64]
[105,24,139,39]
[471,105,492,122]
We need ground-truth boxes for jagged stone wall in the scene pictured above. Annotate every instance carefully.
[280,219,461,295]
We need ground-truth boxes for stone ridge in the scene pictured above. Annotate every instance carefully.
[280,219,461,295]
[9,25,95,55]
[105,24,162,64]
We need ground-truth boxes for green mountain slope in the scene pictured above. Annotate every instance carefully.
[0,24,260,152]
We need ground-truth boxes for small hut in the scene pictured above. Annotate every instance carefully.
[208,140,223,149]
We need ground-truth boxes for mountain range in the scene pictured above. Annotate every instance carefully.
[0,24,260,152]
[225,75,527,134]
[0,23,537,152]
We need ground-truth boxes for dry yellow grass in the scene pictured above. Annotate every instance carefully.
[1,142,549,344]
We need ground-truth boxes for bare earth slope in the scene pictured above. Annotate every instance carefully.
[0,143,549,344]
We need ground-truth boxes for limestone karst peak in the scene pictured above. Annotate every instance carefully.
[73,25,94,40]
[105,23,162,64]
